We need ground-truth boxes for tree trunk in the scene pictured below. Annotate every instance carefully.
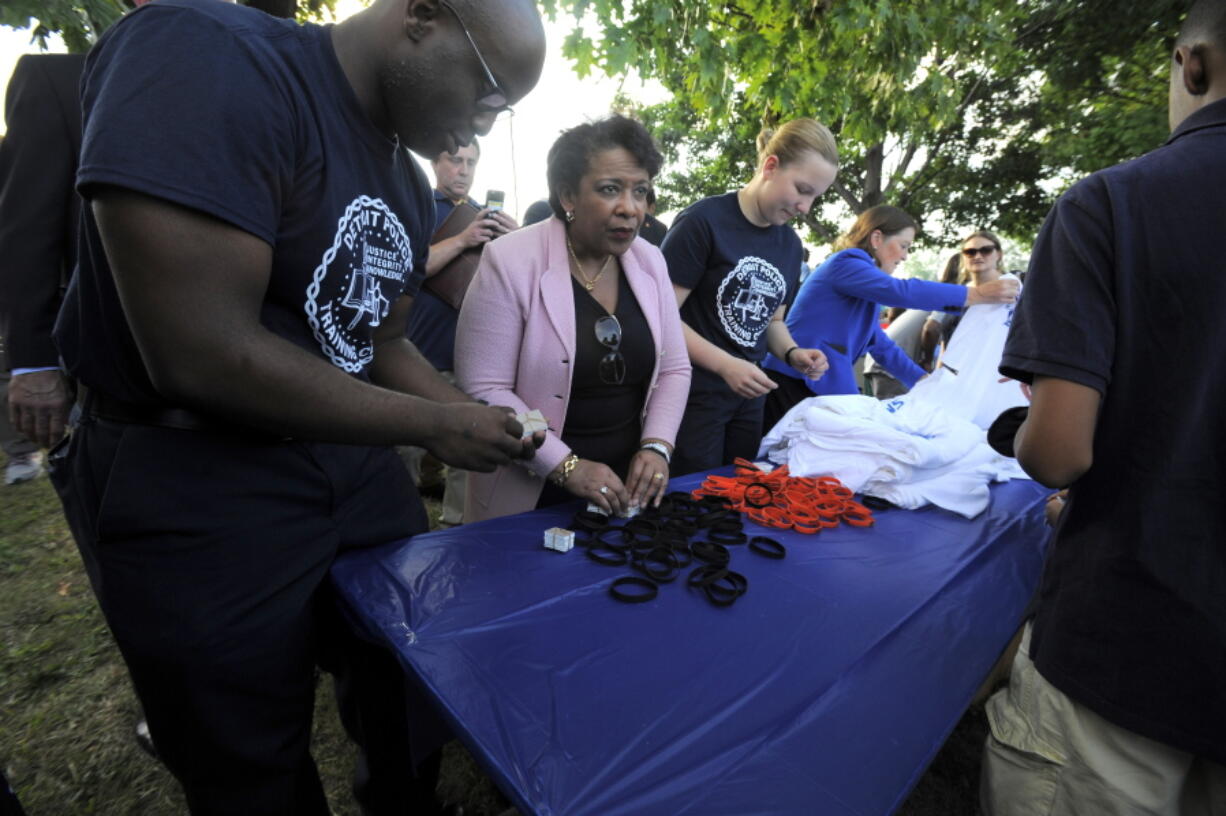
[862,142,885,209]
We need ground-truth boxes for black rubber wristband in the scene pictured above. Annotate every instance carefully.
[861,495,895,511]
[743,482,774,508]
[610,576,658,603]
[633,546,681,583]
[698,494,734,511]
[687,565,727,588]
[691,540,731,566]
[697,508,731,528]
[662,493,701,515]
[687,566,748,606]
[661,518,696,538]
[594,528,631,551]
[708,528,748,546]
[585,544,629,567]
[624,518,660,539]
[572,510,611,533]
[748,536,786,559]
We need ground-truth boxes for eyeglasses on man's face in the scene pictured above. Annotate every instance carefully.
[961,245,998,258]
[438,0,512,115]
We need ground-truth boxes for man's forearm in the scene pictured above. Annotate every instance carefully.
[424,235,467,277]
[151,320,463,447]
[369,337,471,403]
[1014,375,1100,488]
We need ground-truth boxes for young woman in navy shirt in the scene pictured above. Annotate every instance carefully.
[662,118,837,476]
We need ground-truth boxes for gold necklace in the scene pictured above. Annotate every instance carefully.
[566,235,612,291]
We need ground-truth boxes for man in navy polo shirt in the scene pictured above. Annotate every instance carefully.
[406,138,516,525]
[982,1,1226,812]
[49,0,546,813]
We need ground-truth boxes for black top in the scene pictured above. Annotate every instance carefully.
[537,271,653,510]
[661,192,801,364]
[56,0,432,405]
[561,270,653,474]
[1000,97,1226,763]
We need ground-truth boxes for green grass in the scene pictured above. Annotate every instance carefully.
[0,456,985,815]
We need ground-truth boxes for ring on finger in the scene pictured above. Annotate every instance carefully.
[599,485,609,495]
[652,473,664,481]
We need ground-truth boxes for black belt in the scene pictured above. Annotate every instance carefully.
[85,391,286,440]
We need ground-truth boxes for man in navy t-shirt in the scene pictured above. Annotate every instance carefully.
[982,2,1226,811]
[49,1,546,813]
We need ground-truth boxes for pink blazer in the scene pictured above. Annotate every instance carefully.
[455,216,691,522]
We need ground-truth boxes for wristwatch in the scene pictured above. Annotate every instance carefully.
[640,441,671,464]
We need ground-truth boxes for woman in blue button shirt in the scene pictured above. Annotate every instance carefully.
[761,206,1019,430]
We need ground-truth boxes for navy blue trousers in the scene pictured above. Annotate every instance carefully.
[671,366,767,478]
[50,415,437,815]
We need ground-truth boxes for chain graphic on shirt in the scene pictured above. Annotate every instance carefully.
[305,196,412,373]
[715,255,787,348]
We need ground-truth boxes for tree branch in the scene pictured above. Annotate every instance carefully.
[801,213,838,243]
[887,139,920,192]
[899,72,989,202]
[830,179,863,213]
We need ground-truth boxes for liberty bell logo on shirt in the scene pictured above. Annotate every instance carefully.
[716,255,787,348]
[306,196,412,373]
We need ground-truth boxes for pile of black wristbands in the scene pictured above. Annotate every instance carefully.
[568,492,786,606]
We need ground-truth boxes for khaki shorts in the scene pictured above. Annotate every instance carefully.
[981,623,1226,816]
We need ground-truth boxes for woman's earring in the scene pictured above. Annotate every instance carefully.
[566,210,575,223]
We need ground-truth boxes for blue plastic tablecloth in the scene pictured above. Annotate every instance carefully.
[331,474,1049,816]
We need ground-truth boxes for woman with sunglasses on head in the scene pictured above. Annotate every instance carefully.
[455,116,691,521]
[760,207,1020,430]
[919,230,1012,361]
[663,118,838,478]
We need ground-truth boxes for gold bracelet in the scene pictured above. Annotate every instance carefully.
[552,454,580,486]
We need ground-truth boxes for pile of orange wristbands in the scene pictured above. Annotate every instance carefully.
[691,458,874,534]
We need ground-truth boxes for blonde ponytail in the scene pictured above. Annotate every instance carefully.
[756,118,838,169]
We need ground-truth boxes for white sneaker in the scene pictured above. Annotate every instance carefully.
[4,451,44,485]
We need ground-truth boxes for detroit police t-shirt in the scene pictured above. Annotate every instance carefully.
[56,0,432,406]
[662,192,801,363]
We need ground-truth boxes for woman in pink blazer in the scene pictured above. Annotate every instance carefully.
[456,116,691,522]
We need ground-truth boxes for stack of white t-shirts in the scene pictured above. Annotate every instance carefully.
[758,278,1030,517]
[902,273,1027,429]
[759,395,1021,517]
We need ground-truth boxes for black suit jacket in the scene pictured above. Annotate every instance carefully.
[0,52,86,370]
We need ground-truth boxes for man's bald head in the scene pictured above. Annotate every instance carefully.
[333,0,545,158]
[450,0,546,100]
[1177,0,1226,50]
[1169,0,1226,130]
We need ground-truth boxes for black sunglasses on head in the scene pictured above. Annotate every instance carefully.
[594,314,626,385]
[962,245,998,258]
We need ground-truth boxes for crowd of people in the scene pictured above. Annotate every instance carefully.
[0,0,1223,814]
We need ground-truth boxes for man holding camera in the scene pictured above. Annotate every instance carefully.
[406,139,518,524]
